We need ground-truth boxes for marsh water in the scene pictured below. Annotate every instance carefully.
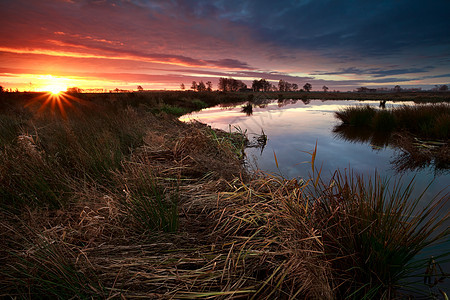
[181,99,449,199]
[182,98,450,289]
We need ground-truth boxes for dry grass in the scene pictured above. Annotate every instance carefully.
[0,92,448,299]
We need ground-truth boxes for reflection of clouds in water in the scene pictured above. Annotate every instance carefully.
[180,99,449,201]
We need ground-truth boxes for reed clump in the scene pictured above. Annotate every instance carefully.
[335,103,450,139]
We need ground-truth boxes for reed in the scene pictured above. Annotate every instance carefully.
[335,103,450,139]
[312,170,449,298]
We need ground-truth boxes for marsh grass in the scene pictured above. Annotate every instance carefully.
[120,165,179,233]
[335,105,376,126]
[2,231,104,298]
[336,103,450,139]
[312,170,449,298]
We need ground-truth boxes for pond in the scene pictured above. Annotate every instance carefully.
[181,99,449,202]
[182,98,450,291]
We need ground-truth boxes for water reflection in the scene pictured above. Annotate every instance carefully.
[333,124,392,150]
[180,99,449,195]
[333,125,449,175]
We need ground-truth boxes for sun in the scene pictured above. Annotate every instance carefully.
[46,84,67,95]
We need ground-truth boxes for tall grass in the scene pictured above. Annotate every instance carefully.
[313,171,449,298]
[2,233,104,298]
[335,103,450,139]
[120,165,179,233]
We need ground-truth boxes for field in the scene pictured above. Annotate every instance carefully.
[0,91,448,299]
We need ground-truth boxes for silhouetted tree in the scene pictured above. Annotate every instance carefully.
[439,84,448,91]
[180,83,185,90]
[252,79,271,92]
[206,81,212,91]
[137,85,144,91]
[191,81,198,91]
[322,85,329,92]
[218,77,246,92]
[197,81,206,92]
[292,83,298,91]
[303,83,312,92]
[394,85,401,92]
[67,87,81,93]
[0,85,3,93]
[252,79,261,91]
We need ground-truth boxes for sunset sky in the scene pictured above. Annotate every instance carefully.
[1,0,450,92]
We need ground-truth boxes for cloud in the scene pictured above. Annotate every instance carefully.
[313,66,435,77]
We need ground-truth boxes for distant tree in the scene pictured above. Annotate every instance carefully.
[393,85,401,92]
[137,85,144,92]
[439,84,448,91]
[0,85,3,93]
[191,81,198,91]
[67,87,81,93]
[180,83,185,90]
[252,79,262,92]
[278,80,286,92]
[197,81,206,92]
[218,77,246,92]
[261,79,271,92]
[292,83,298,91]
[303,83,312,92]
[206,81,212,91]
[322,85,329,92]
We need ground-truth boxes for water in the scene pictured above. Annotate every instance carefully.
[181,99,450,289]
[181,99,449,204]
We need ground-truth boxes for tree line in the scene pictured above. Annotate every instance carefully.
[185,78,319,92]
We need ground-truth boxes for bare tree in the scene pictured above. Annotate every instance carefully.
[180,83,185,90]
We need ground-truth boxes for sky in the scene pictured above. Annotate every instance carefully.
[1,0,450,92]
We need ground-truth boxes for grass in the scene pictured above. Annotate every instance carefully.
[0,92,448,298]
[335,103,450,139]
[120,164,179,233]
[313,170,449,298]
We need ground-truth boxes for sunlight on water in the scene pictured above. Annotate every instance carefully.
[182,99,449,206]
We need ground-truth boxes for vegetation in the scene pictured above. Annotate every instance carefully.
[0,92,448,298]
[335,103,450,139]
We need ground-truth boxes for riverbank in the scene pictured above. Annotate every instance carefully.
[0,92,448,298]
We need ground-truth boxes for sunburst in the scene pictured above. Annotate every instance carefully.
[25,91,90,119]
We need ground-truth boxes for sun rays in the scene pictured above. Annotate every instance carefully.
[25,91,90,119]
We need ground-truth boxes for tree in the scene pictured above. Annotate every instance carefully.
[278,80,286,92]
[252,79,262,92]
[206,81,212,91]
[292,83,298,91]
[439,84,448,91]
[180,83,185,90]
[218,77,247,92]
[322,85,329,92]
[197,81,206,92]
[191,81,198,91]
[303,83,312,92]
[0,85,3,93]
[67,87,81,93]
[393,85,401,92]
[137,85,143,91]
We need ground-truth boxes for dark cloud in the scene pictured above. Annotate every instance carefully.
[313,66,435,78]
